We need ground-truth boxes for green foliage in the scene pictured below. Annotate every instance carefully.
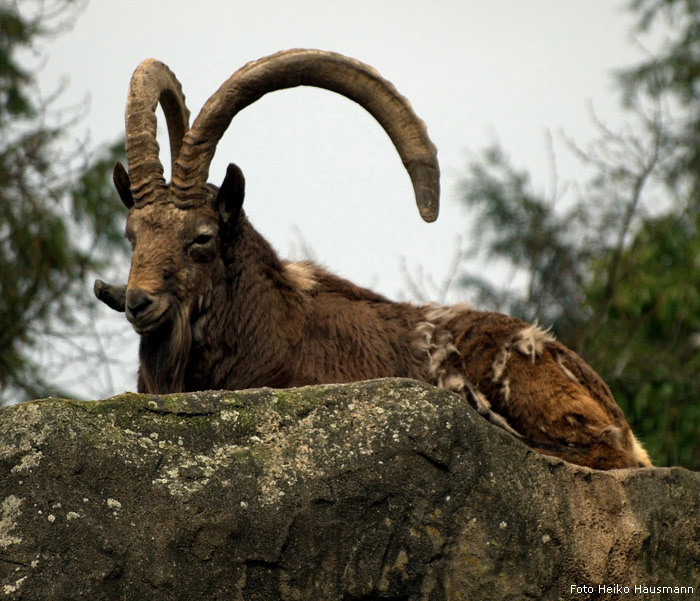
[622,0,700,203]
[457,1,700,469]
[0,0,127,403]
[585,214,700,467]
[1,1,37,119]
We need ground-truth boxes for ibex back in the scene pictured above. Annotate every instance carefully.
[95,49,651,470]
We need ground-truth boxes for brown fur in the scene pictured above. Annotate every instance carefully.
[114,170,651,470]
[99,51,649,471]
[424,308,651,469]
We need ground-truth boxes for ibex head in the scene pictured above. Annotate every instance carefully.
[95,49,440,391]
[111,161,244,336]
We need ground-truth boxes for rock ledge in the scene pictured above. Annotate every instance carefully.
[1,378,698,600]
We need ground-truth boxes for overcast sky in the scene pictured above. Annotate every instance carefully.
[34,0,656,397]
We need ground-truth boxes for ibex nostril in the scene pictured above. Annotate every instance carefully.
[126,288,154,317]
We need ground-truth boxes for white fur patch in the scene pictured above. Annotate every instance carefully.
[283,261,318,292]
[412,321,435,353]
[464,379,491,412]
[629,433,652,466]
[443,373,466,395]
[513,323,555,363]
[423,329,462,390]
[464,380,521,437]
[594,424,623,448]
[423,302,472,325]
[501,378,511,404]
[556,353,580,383]
[491,345,511,382]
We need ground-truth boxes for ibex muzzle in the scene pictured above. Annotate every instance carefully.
[125,288,163,332]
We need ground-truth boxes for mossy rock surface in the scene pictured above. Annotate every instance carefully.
[1,378,698,600]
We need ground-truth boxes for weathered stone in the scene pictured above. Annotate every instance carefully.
[0,378,698,600]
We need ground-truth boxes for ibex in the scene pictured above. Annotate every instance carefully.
[95,49,651,470]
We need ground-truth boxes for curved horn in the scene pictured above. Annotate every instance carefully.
[172,49,440,221]
[94,280,126,312]
[125,58,190,205]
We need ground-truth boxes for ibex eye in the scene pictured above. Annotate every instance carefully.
[193,234,213,245]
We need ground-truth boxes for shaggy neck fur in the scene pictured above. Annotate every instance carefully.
[182,213,309,391]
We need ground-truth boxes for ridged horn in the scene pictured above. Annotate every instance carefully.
[172,49,440,221]
[125,58,190,205]
[93,280,126,312]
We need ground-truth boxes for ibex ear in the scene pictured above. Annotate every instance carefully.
[113,162,134,209]
[216,163,245,226]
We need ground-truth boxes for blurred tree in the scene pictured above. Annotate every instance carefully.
[623,0,700,206]
[457,0,700,469]
[0,0,127,403]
